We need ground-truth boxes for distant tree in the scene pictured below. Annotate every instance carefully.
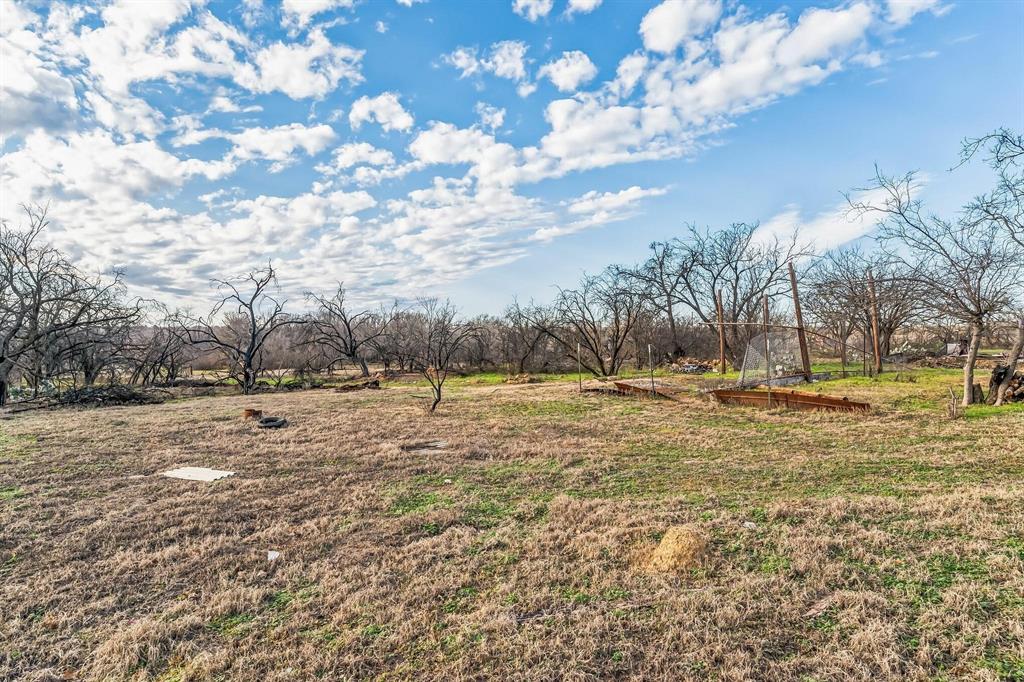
[178,263,299,395]
[410,298,475,412]
[641,223,808,368]
[620,241,696,358]
[0,205,138,405]
[849,168,1023,405]
[527,267,647,377]
[306,285,395,377]
[503,302,550,374]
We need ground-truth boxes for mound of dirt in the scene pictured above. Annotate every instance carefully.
[645,525,708,573]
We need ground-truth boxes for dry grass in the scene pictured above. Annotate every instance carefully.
[1,373,1023,681]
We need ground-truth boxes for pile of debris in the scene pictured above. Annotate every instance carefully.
[334,378,380,392]
[668,358,719,374]
[989,367,1024,402]
[56,385,167,407]
[504,373,538,384]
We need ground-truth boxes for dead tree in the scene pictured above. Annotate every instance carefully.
[849,168,1023,405]
[410,298,475,412]
[178,263,298,394]
[960,128,1024,249]
[621,241,697,358]
[655,223,809,368]
[527,268,646,377]
[306,285,395,377]
[0,205,138,406]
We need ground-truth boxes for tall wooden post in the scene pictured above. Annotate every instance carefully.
[866,268,883,376]
[788,262,812,381]
[763,295,772,405]
[577,342,582,393]
[648,343,655,396]
[716,290,726,374]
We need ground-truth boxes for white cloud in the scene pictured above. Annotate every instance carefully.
[442,40,532,93]
[475,102,506,132]
[640,0,721,54]
[532,185,668,240]
[325,142,396,170]
[513,0,554,22]
[487,40,530,81]
[539,51,599,92]
[0,2,80,138]
[375,20,389,33]
[281,0,355,30]
[753,187,896,253]
[172,122,335,172]
[237,29,363,99]
[886,0,950,27]
[349,92,415,132]
[567,0,602,16]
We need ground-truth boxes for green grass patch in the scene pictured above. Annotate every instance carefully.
[0,487,24,501]
[207,612,254,637]
[389,491,449,516]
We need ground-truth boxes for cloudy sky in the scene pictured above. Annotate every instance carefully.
[1,0,1021,312]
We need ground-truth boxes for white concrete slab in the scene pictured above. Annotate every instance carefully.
[161,467,234,482]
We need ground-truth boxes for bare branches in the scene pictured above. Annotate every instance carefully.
[176,263,299,394]
[409,298,476,412]
[305,285,396,377]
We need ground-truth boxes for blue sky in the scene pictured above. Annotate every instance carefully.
[1,0,1021,313]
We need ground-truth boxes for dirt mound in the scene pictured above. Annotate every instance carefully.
[644,525,708,573]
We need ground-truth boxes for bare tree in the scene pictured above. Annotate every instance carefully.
[178,263,298,395]
[410,298,475,412]
[503,302,551,374]
[527,268,647,377]
[646,223,808,368]
[805,248,925,364]
[621,241,696,358]
[0,205,139,406]
[306,285,395,377]
[960,128,1024,248]
[849,168,1023,405]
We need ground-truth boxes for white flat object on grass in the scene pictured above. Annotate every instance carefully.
[161,467,234,482]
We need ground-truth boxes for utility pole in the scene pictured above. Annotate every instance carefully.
[788,262,812,381]
[716,290,726,375]
[866,268,883,376]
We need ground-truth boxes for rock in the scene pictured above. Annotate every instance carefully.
[742,521,757,531]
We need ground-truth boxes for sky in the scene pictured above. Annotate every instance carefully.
[1,0,1022,314]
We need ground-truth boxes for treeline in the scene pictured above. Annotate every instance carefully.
[2,130,1022,409]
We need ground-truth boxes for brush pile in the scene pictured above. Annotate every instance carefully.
[56,386,167,407]
[668,358,718,374]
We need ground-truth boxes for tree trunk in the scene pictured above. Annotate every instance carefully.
[429,385,441,412]
[962,322,983,406]
[356,355,370,377]
[995,318,1024,406]
[0,378,7,408]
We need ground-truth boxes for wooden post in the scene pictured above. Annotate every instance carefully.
[716,290,727,375]
[788,262,812,381]
[577,342,582,393]
[648,343,655,396]
[866,268,883,376]
[763,295,772,405]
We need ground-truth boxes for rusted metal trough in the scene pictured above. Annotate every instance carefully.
[610,380,689,403]
[711,388,870,413]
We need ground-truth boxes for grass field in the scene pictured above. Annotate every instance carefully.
[2,369,1023,681]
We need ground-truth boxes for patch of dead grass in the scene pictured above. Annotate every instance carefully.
[0,377,1022,680]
